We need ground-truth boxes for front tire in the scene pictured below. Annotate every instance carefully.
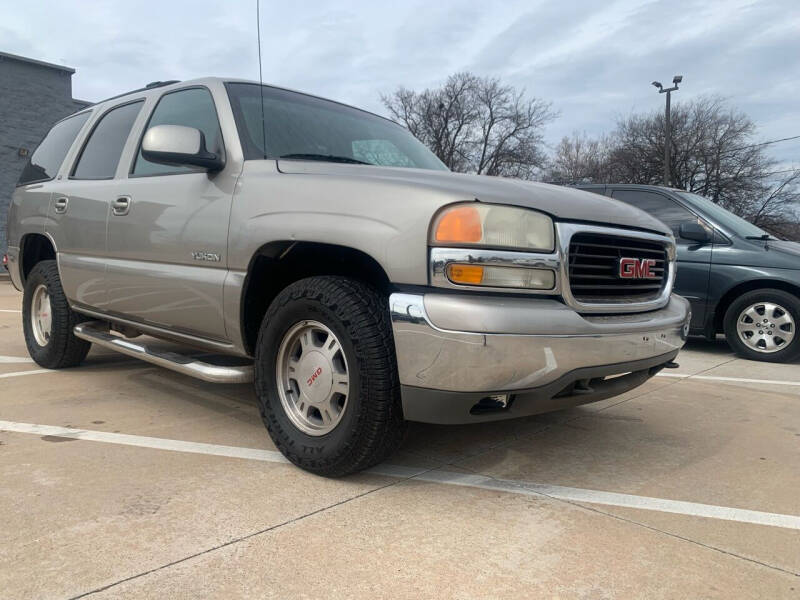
[22,260,91,368]
[255,276,406,476]
[723,288,800,363]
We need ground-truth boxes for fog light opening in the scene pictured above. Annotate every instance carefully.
[470,394,513,415]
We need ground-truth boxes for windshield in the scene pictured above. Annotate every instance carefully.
[225,82,448,171]
[676,192,772,238]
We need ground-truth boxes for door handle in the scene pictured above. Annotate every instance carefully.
[54,196,69,214]
[112,196,131,216]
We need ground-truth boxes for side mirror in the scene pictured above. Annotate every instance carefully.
[141,124,225,171]
[679,221,712,243]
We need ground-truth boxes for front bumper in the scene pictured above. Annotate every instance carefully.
[390,292,690,424]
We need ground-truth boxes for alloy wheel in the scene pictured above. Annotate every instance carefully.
[30,283,53,347]
[275,320,350,436]
[736,302,795,354]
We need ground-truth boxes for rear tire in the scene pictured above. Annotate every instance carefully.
[22,260,91,368]
[254,276,406,477]
[723,288,800,363]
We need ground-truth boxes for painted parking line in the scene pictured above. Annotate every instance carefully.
[0,356,34,364]
[657,372,800,387]
[2,420,798,531]
[0,369,53,379]
[0,309,22,313]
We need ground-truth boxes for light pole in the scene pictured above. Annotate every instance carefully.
[652,75,682,186]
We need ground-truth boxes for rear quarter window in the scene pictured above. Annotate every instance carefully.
[17,111,92,186]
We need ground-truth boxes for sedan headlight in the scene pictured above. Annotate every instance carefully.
[430,203,554,252]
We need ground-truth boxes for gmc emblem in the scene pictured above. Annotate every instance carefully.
[307,367,323,386]
[619,257,658,279]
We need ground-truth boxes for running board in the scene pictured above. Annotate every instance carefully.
[73,322,254,384]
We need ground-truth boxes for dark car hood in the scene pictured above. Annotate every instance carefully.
[768,240,800,258]
[277,161,672,236]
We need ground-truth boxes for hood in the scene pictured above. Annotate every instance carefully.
[768,240,800,259]
[277,161,672,236]
[751,239,800,269]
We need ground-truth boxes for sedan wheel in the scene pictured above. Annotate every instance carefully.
[735,302,794,354]
[724,288,800,363]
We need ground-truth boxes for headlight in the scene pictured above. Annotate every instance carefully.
[430,203,554,252]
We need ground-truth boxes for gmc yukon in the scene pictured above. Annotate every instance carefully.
[6,78,690,475]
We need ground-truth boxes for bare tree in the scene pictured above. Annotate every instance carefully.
[545,132,613,183]
[381,73,555,177]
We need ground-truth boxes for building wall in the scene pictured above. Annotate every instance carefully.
[0,53,89,256]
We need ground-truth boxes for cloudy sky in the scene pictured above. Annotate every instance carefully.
[2,0,799,163]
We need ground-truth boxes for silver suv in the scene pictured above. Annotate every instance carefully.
[6,78,690,475]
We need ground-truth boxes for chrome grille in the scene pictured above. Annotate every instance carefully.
[568,233,669,302]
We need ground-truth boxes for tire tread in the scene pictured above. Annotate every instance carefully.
[23,260,91,369]
[254,276,406,476]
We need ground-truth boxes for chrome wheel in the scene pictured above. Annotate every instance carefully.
[275,320,350,436]
[30,283,53,347]
[736,302,795,354]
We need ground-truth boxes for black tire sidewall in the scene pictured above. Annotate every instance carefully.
[255,283,379,471]
[22,262,62,367]
[724,289,800,362]
[22,260,89,368]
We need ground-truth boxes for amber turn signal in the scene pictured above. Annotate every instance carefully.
[446,263,484,285]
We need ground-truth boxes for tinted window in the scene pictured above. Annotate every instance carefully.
[133,88,222,176]
[17,112,91,185]
[677,192,769,238]
[225,82,448,171]
[72,101,144,179]
[611,190,704,239]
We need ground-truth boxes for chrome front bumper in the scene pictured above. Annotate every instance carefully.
[390,292,690,423]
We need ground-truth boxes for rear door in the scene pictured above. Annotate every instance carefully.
[48,100,145,309]
[103,86,235,341]
[610,188,714,331]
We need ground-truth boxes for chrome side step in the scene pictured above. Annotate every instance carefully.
[73,321,254,384]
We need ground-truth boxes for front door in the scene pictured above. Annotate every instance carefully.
[104,86,235,341]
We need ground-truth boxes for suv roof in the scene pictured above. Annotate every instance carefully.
[78,77,398,127]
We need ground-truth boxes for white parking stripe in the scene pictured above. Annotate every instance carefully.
[657,372,800,387]
[0,369,53,379]
[0,309,22,313]
[2,419,798,531]
[0,356,34,364]
[0,420,289,463]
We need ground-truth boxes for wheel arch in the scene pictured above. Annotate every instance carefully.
[713,278,800,333]
[240,241,394,355]
[19,233,58,286]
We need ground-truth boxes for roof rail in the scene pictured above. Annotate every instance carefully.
[95,80,181,105]
[145,80,180,89]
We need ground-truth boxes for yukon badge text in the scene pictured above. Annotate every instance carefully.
[191,251,221,262]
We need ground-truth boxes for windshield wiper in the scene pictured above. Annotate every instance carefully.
[745,234,777,241]
[279,153,372,165]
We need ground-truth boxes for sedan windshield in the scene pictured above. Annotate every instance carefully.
[677,192,773,238]
[225,82,448,171]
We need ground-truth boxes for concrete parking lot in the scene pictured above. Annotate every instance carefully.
[1,279,798,599]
